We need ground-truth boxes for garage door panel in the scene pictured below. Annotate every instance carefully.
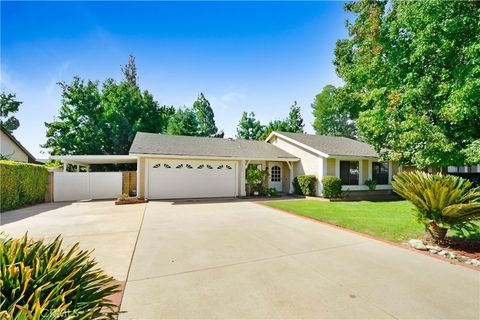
[147,160,237,199]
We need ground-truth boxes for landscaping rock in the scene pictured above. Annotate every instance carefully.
[455,256,470,263]
[408,239,427,250]
[429,249,438,254]
[465,259,473,265]
[426,245,441,251]
[470,259,480,267]
[437,250,448,256]
[447,252,457,259]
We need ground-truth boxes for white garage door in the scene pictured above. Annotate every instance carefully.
[147,159,237,199]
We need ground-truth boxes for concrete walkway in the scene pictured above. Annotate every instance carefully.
[1,200,479,319]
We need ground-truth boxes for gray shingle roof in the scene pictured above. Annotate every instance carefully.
[129,132,297,160]
[274,132,378,157]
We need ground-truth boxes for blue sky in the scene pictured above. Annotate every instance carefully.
[1,1,348,158]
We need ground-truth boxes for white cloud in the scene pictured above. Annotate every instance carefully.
[45,61,72,95]
[0,64,17,91]
[210,90,246,110]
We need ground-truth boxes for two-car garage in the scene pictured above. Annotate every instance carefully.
[51,132,297,202]
[146,159,238,199]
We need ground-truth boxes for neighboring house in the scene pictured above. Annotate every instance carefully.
[0,126,38,163]
[51,131,402,201]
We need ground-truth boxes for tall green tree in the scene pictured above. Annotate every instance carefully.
[236,112,265,140]
[43,57,175,155]
[121,54,138,84]
[192,93,218,136]
[259,119,289,140]
[286,101,304,133]
[259,102,305,140]
[166,108,199,136]
[0,92,22,133]
[334,0,480,168]
[312,85,356,138]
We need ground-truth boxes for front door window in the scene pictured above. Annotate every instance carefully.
[268,163,283,192]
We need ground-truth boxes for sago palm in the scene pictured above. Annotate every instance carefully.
[392,171,480,240]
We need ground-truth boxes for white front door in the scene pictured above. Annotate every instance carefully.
[147,159,237,199]
[268,162,283,192]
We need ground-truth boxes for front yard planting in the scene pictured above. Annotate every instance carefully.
[264,200,423,242]
[0,234,120,318]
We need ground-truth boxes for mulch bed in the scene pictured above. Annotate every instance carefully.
[115,197,148,205]
[440,238,480,260]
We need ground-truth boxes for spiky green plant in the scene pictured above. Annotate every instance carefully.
[0,234,120,319]
[392,171,480,239]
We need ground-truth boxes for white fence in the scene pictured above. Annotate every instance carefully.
[53,172,122,202]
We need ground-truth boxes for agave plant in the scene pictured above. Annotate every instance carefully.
[392,171,480,241]
[0,234,120,319]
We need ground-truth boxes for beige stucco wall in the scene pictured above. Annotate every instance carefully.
[1,131,29,162]
[326,158,336,176]
[362,160,369,184]
[391,161,399,175]
[270,136,320,178]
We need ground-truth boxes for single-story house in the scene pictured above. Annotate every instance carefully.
[50,131,400,201]
[1,126,39,163]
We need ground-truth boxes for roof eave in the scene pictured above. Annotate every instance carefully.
[129,153,299,162]
[266,131,331,158]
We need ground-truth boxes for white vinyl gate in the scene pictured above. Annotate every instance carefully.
[147,159,237,199]
[53,172,122,202]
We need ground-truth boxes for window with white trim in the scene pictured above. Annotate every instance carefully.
[372,162,389,184]
[339,161,359,185]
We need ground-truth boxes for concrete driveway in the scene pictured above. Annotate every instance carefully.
[1,200,479,319]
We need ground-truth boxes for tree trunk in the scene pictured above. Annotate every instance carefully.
[424,222,448,242]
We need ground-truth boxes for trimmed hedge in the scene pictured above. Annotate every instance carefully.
[0,160,48,211]
[322,176,342,198]
[293,175,317,196]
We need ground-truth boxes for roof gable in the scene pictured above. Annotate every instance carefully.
[1,126,38,163]
[129,132,297,160]
[269,131,378,158]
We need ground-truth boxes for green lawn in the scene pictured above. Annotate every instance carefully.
[264,200,424,242]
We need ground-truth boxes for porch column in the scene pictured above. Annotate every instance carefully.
[240,160,247,197]
[136,157,141,198]
[63,162,67,172]
[76,164,80,172]
[287,161,294,193]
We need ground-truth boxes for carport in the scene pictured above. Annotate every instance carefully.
[50,155,137,202]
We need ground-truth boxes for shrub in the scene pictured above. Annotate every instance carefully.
[246,166,268,196]
[117,193,129,201]
[0,234,120,319]
[322,176,342,198]
[392,171,480,241]
[364,179,377,191]
[0,160,48,211]
[293,175,317,196]
[266,187,278,196]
